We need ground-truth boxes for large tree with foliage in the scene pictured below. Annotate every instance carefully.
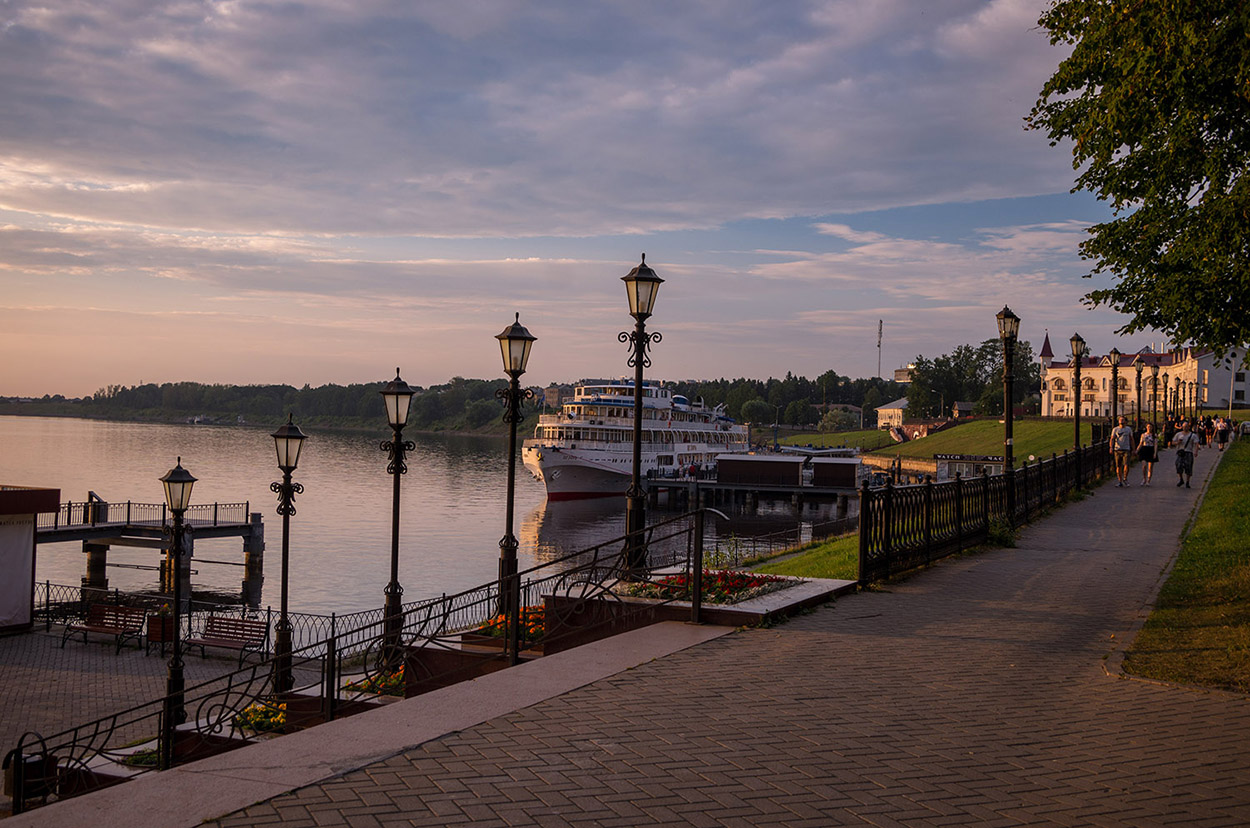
[1027,0,1250,358]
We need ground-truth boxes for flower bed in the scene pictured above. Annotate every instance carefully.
[344,665,405,697]
[478,605,544,643]
[233,701,286,733]
[620,570,792,605]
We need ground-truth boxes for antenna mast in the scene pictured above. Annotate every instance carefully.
[877,319,883,379]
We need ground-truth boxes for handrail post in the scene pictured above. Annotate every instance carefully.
[882,480,895,579]
[857,480,870,586]
[954,473,963,552]
[981,468,991,536]
[691,510,704,624]
[923,475,933,566]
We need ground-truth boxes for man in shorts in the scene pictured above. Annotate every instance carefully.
[1110,415,1134,487]
[1172,420,1199,488]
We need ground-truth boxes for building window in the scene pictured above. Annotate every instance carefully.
[1203,369,1209,384]
[1236,390,1245,401]
[1236,372,1245,383]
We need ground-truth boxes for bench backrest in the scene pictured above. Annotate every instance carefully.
[203,615,268,643]
[86,604,147,629]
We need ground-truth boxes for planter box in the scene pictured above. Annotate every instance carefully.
[458,632,545,656]
[146,616,174,656]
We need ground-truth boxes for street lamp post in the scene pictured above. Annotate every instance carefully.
[1151,363,1160,433]
[620,254,663,575]
[380,369,416,657]
[770,403,782,451]
[997,306,1019,524]
[270,414,307,694]
[1108,348,1121,423]
[495,313,536,664]
[158,457,196,771]
[1162,372,1170,422]
[1133,356,1144,432]
[1174,375,1182,422]
[1070,333,1086,484]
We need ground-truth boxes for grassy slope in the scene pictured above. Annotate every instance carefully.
[753,534,859,581]
[779,428,895,451]
[870,418,1093,467]
[1123,440,1250,692]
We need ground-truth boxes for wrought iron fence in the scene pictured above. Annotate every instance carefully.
[8,510,729,815]
[858,441,1110,584]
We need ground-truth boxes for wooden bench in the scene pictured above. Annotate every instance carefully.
[185,615,268,666]
[60,604,147,654]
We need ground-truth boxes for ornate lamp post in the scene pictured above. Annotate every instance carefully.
[1150,362,1160,432]
[1070,333,1086,483]
[1162,372,1170,421]
[620,254,663,574]
[1108,347,1121,422]
[158,457,195,770]
[1133,356,1144,432]
[495,313,536,663]
[997,306,1019,524]
[380,369,416,654]
[270,414,307,694]
[1174,375,1182,421]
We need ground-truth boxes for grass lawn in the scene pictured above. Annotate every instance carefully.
[778,428,895,451]
[752,533,859,581]
[870,418,1093,468]
[1122,440,1250,692]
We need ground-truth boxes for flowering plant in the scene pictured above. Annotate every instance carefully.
[480,605,544,642]
[156,603,172,617]
[233,701,286,733]
[344,665,405,696]
[621,570,789,605]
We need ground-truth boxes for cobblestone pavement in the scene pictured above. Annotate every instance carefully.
[208,447,1250,827]
[0,628,246,751]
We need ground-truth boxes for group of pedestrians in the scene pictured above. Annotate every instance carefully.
[1110,414,1237,489]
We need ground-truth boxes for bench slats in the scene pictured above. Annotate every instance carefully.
[186,615,268,666]
[61,604,147,655]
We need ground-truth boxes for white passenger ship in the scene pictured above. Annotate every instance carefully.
[522,380,749,500]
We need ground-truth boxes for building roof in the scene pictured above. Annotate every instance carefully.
[1038,332,1053,360]
[877,397,909,411]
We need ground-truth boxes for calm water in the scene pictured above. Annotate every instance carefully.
[0,416,843,615]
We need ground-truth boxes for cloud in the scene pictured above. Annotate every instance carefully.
[0,0,1072,237]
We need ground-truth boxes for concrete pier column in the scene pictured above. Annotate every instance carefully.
[836,494,849,520]
[241,512,265,607]
[81,541,109,602]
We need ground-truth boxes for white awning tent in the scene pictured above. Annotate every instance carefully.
[0,486,60,632]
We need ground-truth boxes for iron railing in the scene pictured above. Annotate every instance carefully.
[858,441,1110,583]
[36,501,251,532]
[7,510,727,814]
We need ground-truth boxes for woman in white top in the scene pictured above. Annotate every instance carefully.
[1135,423,1158,486]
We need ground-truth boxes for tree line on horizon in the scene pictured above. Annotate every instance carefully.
[4,370,908,433]
[4,340,1043,433]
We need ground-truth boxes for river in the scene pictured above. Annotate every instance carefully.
[0,415,847,615]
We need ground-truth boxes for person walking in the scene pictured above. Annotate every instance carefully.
[1110,415,1134,487]
[1136,422,1158,486]
[1172,420,1199,488]
[1216,416,1231,451]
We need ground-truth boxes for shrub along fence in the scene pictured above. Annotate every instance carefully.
[858,441,1111,584]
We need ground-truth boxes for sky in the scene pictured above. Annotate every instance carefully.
[0,0,1153,398]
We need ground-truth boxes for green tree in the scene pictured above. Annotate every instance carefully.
[1028,1,1250,358]
[739,398,774,425]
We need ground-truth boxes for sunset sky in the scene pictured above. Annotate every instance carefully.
[1,1,1154,398]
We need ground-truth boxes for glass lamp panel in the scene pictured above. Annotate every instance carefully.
[160,458,197,512]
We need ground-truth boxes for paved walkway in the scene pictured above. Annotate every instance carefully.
[10,444,1250,826]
